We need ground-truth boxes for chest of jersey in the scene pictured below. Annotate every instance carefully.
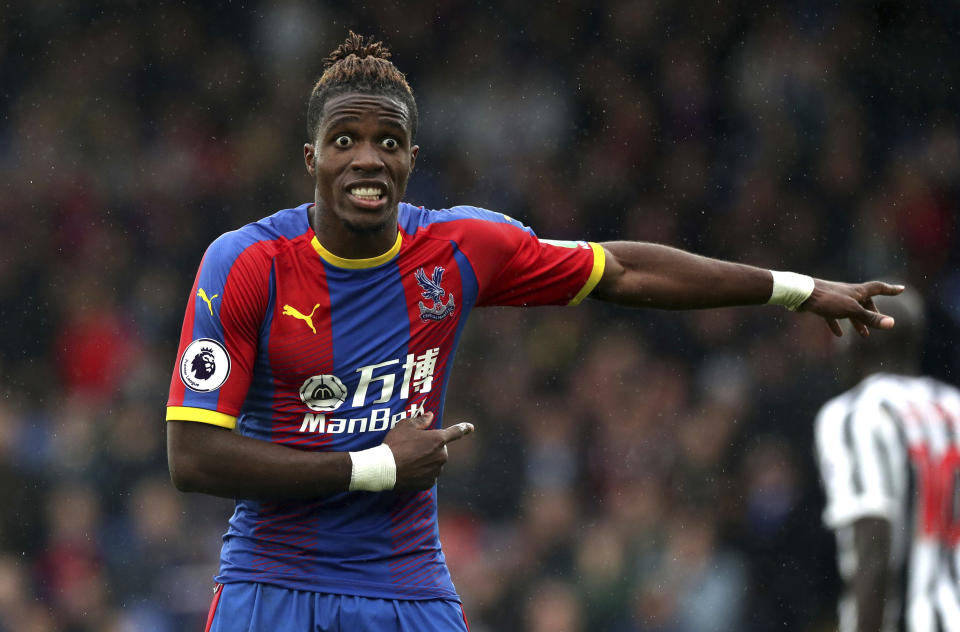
[253,236,471,447]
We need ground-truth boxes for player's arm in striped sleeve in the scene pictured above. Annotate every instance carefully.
[815,391,901,632]
[590,241,902,336]
[439,207,604,307]
[165,235,356,499]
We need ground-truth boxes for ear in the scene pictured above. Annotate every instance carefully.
[304,143,316,176]
[409,145,419,172]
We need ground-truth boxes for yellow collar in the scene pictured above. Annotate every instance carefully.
[310,232,402,269]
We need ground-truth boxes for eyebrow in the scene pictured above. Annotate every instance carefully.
[324,115,408,135]
[324,115,361,129]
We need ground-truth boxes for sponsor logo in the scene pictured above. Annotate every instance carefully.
[179,338,230,392]
[296,348,440,433]
[197,288,219,315]
[415,267,455,321]
[282,303,320,334]
[300,402,426,434]
[299,374,348,412]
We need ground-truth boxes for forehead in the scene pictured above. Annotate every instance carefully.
[320,92,411,134]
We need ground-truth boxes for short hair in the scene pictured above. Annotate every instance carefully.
[306,31,418,143]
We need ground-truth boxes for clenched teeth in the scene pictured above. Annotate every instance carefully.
[350,186,383,200]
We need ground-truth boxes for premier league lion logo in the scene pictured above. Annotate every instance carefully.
[191,347,217,380]
[179,338,230,392]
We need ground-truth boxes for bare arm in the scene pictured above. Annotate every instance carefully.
[591,241,903,336]
[591,241,772,309]
[167,420,351,500]
[167,413,473,500]
[851,517,892,632]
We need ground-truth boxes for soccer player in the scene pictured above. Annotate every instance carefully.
[815,291,960,632]
[166,32,904,632]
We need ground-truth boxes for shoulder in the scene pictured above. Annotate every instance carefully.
[924,376,960,400]
[815,390,854,435]
[815,379,902,461]
[816,377,888,432]
[398,202,534,236]
[206,204,313,268]
[859,373,942,412]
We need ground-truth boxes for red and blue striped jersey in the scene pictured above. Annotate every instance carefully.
[166,202,604,600]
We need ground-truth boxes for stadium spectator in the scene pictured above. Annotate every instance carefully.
[815,290,960,631]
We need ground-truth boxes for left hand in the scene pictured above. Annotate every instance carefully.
[799,280,905,337]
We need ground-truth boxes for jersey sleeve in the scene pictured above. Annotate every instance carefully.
[814,394,902,529]
[166,232,271,429]
[442,207,604,307]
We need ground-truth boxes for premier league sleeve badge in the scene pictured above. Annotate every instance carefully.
[179,338,231,392]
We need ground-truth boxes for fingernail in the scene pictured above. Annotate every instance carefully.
[460,423,474,433]
[895,285,905,290]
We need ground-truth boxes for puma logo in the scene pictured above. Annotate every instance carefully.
[197,288,219,315]
[282,304,320,334]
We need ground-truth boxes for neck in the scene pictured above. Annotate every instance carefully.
[310,201,399,260]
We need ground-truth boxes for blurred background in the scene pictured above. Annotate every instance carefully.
[2,1,959,630]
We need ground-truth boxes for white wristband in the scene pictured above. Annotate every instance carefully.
[768,270,815,311]
[348,444,397,492]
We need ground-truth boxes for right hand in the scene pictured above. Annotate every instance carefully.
[384,412,474,490]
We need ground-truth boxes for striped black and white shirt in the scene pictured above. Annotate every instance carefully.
[815,373,960,632]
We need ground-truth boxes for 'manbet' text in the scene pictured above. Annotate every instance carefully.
[300,402,426,434]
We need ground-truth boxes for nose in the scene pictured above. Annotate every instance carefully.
[350,141,384,172]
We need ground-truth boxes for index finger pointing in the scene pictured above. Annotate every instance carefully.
[439,422,475,444]
[865,281,906,297]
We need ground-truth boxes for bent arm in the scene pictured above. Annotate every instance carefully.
[167,420,352,500]
[851,517,892,632]
[591,241,773,309]
[167,415,475,499]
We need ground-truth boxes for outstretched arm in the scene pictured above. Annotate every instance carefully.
[591,241,903,336]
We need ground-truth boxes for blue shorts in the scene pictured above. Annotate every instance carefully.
[204,582,470,632]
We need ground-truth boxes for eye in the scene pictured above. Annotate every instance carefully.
[334,135,352,147]
[381,137,399,150]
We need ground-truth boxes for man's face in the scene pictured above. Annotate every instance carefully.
[305,92,418,237]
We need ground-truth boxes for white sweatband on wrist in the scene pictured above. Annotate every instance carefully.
[348,444,397,492]
[768,270,815,311]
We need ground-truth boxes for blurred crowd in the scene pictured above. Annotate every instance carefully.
[2,1,958,630]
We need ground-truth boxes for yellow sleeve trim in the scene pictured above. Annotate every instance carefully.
[166,406,237,429]
[569,242,606,305]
